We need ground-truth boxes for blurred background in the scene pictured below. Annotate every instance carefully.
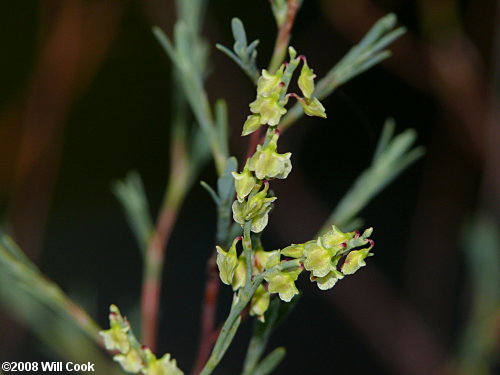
[0,0,499,374]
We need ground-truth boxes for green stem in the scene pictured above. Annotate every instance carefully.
[243,221,253,284]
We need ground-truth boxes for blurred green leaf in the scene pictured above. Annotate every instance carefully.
[457,212,500,375]
[243,296,299,375]
[0,235,122,374]
[200,181,220,205]
[251,347,286,375]
[324,118,425,231]
[280,14,406,131]
[112,172,154,257]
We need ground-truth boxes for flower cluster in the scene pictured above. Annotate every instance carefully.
[280,226,374,293]
[216,226,374,321]
[232,48,326,235]
[99,305,182,375]
[216,48,374,322]
[242,48,326,137]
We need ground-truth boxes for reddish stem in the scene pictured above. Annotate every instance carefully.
[141,135,188,352]
[191,250,221,375]
[141,203,180,352]
[246,127,264,159]
[268,0,301,72]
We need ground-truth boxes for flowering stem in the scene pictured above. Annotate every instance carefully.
[198,231,302,375]
[268,0,301,73]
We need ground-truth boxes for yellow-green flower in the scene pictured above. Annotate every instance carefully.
[281,242,312,258]
[216,237,241,285]
[114,348,143,373]
[265,267,302,302]
[256,67,284,96]
[232,182,277,233]
[341,246,373,275]
[311,268,344,290]
[298,58,316,99]
[99,305,131,353]
[298,97,326,118]
[250,92,287,126]
[143,348,183,375]
[320,225,353,251]
[250,284,271,322]
[253,249,280,274]
[232,167,258,202]
[231,254,246,291]
[303,239,337,278]
[246,132,291,180]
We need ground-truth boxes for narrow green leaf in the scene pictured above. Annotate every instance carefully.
[369,26,406,55]
[0,235,37,272]
[247,39,260,56]
[373,118,396,162]
[326,120,424,230]
[152,26,178,66]
[112,172,154,256]
[357,13,397,51]
[339,51,392,87]
[251,347,286,375]
[216,43,241,65]
[200,181,220,205]
[243,296,300,374]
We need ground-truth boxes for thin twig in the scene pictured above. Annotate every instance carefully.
[141,135,189,352]
[268,0,301,73]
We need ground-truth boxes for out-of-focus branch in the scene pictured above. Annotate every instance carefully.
[0,0,123,359]
[268,0,302,73]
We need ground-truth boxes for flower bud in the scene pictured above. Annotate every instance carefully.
[242,114,262,136]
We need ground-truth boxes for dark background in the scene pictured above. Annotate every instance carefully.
[0,0,498,374]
